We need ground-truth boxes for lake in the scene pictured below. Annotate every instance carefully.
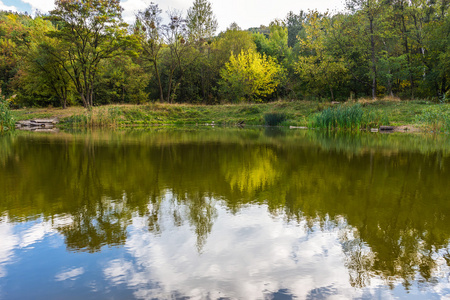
[1,127,450,299]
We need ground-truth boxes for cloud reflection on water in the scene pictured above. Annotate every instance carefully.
[104,200,371,299]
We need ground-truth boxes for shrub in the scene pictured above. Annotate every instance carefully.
[264,112,287,126]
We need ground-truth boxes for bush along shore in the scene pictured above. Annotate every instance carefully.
[10,99,450,133]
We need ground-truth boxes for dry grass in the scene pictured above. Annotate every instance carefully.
[357,96,401,105]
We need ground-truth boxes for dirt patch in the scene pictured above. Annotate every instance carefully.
[392,125,421,133]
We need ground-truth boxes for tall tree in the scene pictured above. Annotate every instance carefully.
[136,3,164,102]
[186,0,218,43]
[286,11,306,48]
[48,0,133,108]
[161,9,190,103]
[0,12,31,97]
[296,11,349,100]
[347,0,384,99]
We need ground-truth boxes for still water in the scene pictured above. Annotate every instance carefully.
[1,128,450,299]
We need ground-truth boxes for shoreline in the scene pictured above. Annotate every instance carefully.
[10,100,449,133]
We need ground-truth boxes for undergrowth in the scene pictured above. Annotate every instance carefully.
[310,103,390,130]
[0,95,15,133]
[415,106,450,132]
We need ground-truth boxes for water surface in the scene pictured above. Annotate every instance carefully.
[1,128,450,299]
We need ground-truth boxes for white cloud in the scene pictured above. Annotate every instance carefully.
[104,202,363,299]
[9,0,345,32]
[0,1,17,12]
[210,0,345,31]
[55,267,85,281]
[0,221,19,278]
[20,0,54,13]
[120,0,346,32]
[19,215,73,248]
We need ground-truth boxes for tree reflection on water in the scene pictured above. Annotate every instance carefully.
[1,128,450,295]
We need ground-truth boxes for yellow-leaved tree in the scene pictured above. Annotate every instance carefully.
[219,48,285,102]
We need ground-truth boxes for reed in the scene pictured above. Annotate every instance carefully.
[0,96,15,133]
[310,103,390,130]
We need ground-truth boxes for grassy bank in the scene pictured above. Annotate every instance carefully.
[10,99,450,131]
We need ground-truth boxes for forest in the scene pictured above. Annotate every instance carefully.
[0,0,449,109]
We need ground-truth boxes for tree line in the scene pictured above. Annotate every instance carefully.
[0,0,448,108]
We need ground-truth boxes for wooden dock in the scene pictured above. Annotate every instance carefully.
[16,118,59,131]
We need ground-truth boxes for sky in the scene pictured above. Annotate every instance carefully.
[0,0,346,32]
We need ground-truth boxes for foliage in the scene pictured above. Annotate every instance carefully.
[186,0,218,42]
[219,49,285,102]
[47,0,135,108]
[0,94,14,132]
[135,2,164,102]
[264,112,287,126]
[415,105,450,132]
[1,0,449,105]
[296,11,349,101]
[0,12,32,97]
[11,16,74,108]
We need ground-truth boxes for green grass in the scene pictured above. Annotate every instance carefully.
[415,105,450,132]
[10,99,450,132]
[0,97,15,133]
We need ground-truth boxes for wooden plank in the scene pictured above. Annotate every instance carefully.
[31,119,57,124]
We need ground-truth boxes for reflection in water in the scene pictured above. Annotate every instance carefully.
[104,203,358,299]
[0,128,450,299]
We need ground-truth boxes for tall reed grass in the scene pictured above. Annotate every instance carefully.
[0,96,15,133]
[310,103,389,130]
[65,106,124,127]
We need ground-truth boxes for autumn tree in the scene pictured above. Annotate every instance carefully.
[0,12,31,98]
[219,48,285,102]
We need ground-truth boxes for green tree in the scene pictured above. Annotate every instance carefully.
[0,12,31,98]
[13,16,74,108]
[173,0,219,103]
[161,9,190,103]
[48,0,134,108]
[253,20,292,66]
[186,0,218,43]
[296,12,349,100]
[286,11,306,49]
[94,55,150,104]
[424,8,450,98]
[136,3,164,102]
[347,0,384,99]
[212,24,256,66]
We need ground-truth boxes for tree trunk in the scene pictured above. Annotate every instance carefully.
[153,60,164,103]
[370,16,377,99]
[400,2,414,98]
